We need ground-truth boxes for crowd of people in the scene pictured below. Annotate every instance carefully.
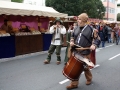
[89,21,120,46]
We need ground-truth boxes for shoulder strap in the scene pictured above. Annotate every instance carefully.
[76,25,88,39]
[81,26,93,43]
[75,25,89,44]
[82,34,92,43]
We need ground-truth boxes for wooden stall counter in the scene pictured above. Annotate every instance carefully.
[0,35,15,59]
[15,34,43,56]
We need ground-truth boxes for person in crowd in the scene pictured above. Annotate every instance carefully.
[89,22,100,65]
[98,22,108,47]
[90,22,101,47]
[64,13,100,89]
[64,22,78,65]
[118,26,120,43]
[114,25,120,45]
[44,18,66,65]
[106,24,112,43]
[90,22,97,29]
[95,23,99,29]
[111,27,115,43]
[0,19,13,33]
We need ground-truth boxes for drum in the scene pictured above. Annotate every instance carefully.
[90,50,96,65]
[62,54,84,81]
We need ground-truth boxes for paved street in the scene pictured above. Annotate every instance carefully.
[0,43,120,90]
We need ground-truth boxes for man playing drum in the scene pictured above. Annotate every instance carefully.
[63,13,100,89]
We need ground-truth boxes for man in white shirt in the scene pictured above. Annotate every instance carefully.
[44,19,66,65]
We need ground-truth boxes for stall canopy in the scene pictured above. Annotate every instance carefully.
[0,1,68,18]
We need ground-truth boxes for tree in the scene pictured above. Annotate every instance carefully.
[46,0,105,19]
[46,0,81,16]
[117,13,120,21]
[11,0,23,3]
[79,0,105,19]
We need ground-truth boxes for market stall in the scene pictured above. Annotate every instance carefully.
[0,35,15,58]
[0,1,68,58]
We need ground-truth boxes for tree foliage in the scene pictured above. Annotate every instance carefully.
[11,0,23,3]
[46,0,105,19]
[117,13,120,21]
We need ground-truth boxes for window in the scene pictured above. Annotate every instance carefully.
[102,0,115,3]
[109,0,115,3]
[108,18,114,21]
[105,7,107,12]
[101,0,106,2]
[105,7,115,13]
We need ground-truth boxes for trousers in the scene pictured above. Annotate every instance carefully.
[70,53,92,85]
[46,44,62,61]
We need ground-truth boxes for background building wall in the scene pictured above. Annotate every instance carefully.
[0,0,11,2]
[101,0,118,21]
[117,3,120,14]
[24,0,45,6]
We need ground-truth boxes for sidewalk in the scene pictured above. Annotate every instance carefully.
[0,47,66,63]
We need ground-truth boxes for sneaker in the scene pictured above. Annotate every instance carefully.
[44,60,50,64]
[56,61,61,65]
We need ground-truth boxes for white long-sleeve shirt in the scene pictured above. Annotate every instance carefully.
[50,25,66,45]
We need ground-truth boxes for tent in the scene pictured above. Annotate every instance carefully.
[0,1,68,17]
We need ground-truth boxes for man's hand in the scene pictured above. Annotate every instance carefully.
[90,44,96,50]
[70,42,74,47]
[69,25,73,30]
[53,25,57,30]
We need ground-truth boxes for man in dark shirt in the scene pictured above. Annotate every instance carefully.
[63,13,100,89]
[98,22,108,47]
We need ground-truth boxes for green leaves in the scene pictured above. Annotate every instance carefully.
[46,0,105,19]
[11,0,23,3]
[117,13,120,21]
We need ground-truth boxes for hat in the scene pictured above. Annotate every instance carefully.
[78,13,88,22]
[53,17,63,25]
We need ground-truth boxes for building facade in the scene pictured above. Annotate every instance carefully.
[0,0,11,2]
[101,0,118,21]
[117,3,120,14]
[24,0,45,6]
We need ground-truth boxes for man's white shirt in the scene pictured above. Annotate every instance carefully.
[50,25,66,45]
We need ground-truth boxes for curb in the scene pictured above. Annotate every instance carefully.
[0,47,66,63]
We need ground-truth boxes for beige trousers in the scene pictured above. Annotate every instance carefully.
[71,52,92,85]
[71,67,92,85]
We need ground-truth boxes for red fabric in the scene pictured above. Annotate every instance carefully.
[90,50,96,65]
[100,26,103,31]
[118,29,120,36]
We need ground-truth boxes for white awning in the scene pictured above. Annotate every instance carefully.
[0,1,68,18]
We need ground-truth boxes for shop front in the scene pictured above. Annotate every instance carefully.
[0,1,67,59]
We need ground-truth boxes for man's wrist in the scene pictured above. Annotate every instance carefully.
[92,44,97,48]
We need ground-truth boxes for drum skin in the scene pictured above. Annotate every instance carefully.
[62,55,84,81]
